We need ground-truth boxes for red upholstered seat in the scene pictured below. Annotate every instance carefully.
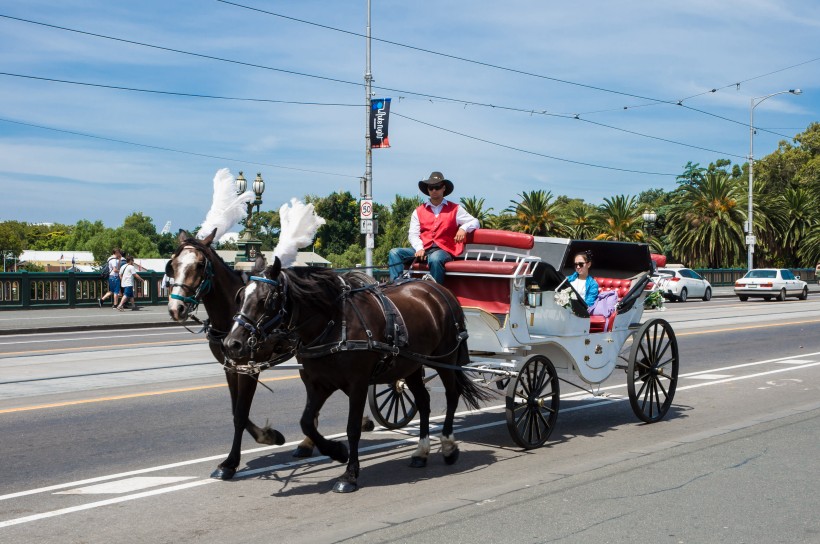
[589,276,632,333]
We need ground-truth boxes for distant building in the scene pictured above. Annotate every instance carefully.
[214,250,331,268]
[17,250,96,272]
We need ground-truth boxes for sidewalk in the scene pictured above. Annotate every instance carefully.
[0,284,816,335]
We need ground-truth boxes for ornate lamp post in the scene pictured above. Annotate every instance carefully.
[234,171,265,269]
[747,89,801,271]
[642,209,657,247]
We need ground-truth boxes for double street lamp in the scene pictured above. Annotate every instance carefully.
[747,89,801,271]
[234,171,266,267]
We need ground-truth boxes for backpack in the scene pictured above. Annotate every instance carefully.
[99,263,110,279]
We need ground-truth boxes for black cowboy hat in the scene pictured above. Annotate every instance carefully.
[418,171,454,197]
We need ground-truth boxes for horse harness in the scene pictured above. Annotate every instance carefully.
[232,273,469,379]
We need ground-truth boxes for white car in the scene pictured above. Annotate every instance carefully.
[734,269,809,301]
[655,267,712,302]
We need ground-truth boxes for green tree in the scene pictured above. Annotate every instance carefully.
[665,172,745,268]
[65,220,107,251]
[308,191,360,256]
[505,190,564,236]
[373,195,421,266]
[459,196,494,227]
[562,201,599,240]
[775,186,817,267]
[594,195,642,242]
[0,221,27,270]
[676,161,706,185]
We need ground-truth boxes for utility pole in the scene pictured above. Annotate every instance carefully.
[362,0,374,275]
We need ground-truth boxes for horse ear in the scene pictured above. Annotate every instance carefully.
[250,255,266,275]
[265,257,281,280]
[201,228,217,246]
[178,230,190,243]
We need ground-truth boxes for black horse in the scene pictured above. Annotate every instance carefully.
[223,257,490,493]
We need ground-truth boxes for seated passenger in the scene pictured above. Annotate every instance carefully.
[387,171,479,284]
[567,250,598,307]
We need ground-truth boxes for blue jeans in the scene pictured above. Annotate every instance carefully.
[388,247,452,284]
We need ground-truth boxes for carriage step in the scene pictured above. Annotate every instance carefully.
[615,364,628,370]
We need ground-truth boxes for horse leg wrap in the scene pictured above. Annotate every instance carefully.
[440,434,460,465]
[409,436,430,468]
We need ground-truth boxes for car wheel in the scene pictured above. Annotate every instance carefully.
[776,288,786,301]
[799,287,808,300]
[678,288,688,302]
[702,287,712,301]
[739,296,748,302]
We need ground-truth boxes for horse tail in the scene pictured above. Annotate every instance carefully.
[453,337,494,410]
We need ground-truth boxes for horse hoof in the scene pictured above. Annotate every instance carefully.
[211,466,236,480]
[409,456,427,468]
[332,481,358,493]
[292,446,314,458]
[443,447,460,466]
[260,429,286,446]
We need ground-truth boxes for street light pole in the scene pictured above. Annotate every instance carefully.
[747,88,801,271]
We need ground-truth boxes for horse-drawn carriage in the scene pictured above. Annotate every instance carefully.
[168,228,678,491]
[369,230,678,449]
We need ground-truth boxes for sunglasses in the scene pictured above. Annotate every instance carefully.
[574,261,588,267]
[428,183,445,191]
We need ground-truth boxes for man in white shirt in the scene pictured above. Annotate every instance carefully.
[388,171,479,283]
[116,256,143,311]
[99,248,125,308]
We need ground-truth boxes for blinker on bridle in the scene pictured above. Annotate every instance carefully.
[169,255,214,311]
[232,275,289,351]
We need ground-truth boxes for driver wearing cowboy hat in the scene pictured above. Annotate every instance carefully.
[388,171,479,283]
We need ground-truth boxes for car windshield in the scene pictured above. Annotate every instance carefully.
[746,270,776,279]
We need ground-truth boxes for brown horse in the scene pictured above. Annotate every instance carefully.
[166,230,288,479]
[223,257,490,493]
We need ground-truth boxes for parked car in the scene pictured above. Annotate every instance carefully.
[734,269,809,301]
[655,267,712,302]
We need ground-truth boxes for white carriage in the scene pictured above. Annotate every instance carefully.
[369,230,679,449]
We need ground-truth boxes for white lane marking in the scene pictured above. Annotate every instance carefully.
[0,480,214,529]
[687,374,733,380]
[774,359,815,365]
[0,331,189,346]
[1,353,819,528]
[54,476,196,495]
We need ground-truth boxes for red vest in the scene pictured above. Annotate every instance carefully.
[417,201,464,256]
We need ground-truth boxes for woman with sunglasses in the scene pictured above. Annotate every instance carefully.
[566,250,599,307]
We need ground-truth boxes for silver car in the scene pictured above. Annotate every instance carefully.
[734,269,809,301]
[656,267,712,302]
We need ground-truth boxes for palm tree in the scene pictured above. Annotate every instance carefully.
[594,195,642,241]
[774,186,817,267]
[459,196,494,227]
[665,172,745,268]
[562,201,599,240]
[504,190,565,236]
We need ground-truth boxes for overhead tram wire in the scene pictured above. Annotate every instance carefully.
[0,117,359,179]
[391,111,677,177]
[0,70,744,159]
[216,0,818,121]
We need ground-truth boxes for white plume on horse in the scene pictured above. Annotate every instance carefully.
[197,168,255,241]
[273,198,326,268]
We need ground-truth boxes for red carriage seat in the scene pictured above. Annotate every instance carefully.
[589,277,632,332]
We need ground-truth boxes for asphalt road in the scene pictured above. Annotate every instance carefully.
[0,298,819,543]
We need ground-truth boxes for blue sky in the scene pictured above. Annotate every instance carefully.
[1,0,818,233]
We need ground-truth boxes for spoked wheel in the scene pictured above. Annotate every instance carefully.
[505,355,560,449]
[368,379,418,429]
[627,318,679,423]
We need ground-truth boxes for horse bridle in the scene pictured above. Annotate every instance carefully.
[232,274,294,352]
[168,249,214,314]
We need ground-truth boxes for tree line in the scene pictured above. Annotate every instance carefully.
[2,123,817,271]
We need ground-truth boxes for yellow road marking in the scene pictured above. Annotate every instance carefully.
[3,317,818,414]
[0,374,300,414]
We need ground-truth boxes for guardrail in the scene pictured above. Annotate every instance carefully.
[0,271,170,309]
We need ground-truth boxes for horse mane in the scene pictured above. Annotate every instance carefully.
[173,236,242,281]
[282,266,343,317]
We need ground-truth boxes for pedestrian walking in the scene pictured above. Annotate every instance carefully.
[99,248,125,308]
[116,256,143,311]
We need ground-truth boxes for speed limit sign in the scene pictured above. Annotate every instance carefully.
[360,199,373,219]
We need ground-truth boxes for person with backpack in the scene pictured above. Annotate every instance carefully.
[116,255,143,311]
[98,248,126,308]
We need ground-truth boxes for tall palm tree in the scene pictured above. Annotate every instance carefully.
[504,190,565,236]
[562,201,599,240]
[594,195,642,241]
[665,172,745,268]
[776,186,818,267]
[459,196,494,227]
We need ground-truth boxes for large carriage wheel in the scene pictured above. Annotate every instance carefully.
[368,379,418,429]
[505,355,560,449]
[627,318,679,423]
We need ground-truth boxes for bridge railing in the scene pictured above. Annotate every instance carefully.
[0,271,169,309]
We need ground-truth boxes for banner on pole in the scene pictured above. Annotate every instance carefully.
[370,98,391,149]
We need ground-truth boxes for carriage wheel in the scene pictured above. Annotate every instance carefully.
[627,318,679,423]
[505,355,560,449]
[368,380,418,429]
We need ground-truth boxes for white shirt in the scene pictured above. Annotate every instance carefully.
[570,277,587,300]
[107,255,123,277]
[120,264,138,287]
[408,198,480,252]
